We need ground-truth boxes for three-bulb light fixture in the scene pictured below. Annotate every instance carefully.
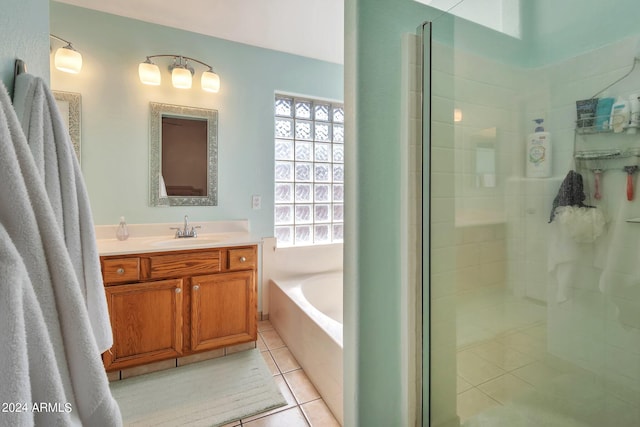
[138,55,220,93]
[50,34,83,74]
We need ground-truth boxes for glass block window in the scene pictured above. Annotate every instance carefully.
[274,95,345,247]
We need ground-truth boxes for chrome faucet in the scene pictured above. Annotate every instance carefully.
[170,215,201,238]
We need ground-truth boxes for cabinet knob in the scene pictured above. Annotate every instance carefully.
[116,268,125,275]
[175,288,181,294]
[193,285,200,291]
[239,256,247,263]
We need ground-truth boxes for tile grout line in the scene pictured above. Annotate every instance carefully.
[240,325,315,426]
[266,340,312,426]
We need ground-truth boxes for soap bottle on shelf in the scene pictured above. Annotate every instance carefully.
[526,119,552,178]
[116,216,129,241]
[628,93,640,134]
[611,97,631,133]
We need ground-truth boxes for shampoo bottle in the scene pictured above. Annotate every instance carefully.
[526,119,552,178]
[116,216,129,241]
[611,97,631,133]
[628,93,640,134]
[595,97,615,131]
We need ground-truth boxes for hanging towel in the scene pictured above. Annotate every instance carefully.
[597,194,640,329]
[0,82,122,426]
[0,223,76,427]
[13,73,113,353]
[548,170,594,223]
[547,171,606,303]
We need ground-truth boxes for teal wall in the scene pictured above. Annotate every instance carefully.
[0,0,50,98]
[50,2,343,237]
[346,1,438,425]
[7,1,640,426]
[346,0,640,425]
[528,0,640,66]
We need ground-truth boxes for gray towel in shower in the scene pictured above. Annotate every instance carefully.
[549,170,594,223]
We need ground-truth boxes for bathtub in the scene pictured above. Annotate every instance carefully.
[269,272,343,425]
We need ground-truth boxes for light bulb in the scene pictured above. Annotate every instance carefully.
[55,45,82,74]
[138,61,161,85]
[201,70,220,93]
[172,67,192,89]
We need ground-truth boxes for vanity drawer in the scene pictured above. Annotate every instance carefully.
[227,248,257,271]
[149,251,221,279]
[103,258,140,284]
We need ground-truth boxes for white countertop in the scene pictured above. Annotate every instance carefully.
[96,232,262,256]
[95,220,262,256]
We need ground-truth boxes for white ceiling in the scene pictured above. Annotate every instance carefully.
[54,0,344,64]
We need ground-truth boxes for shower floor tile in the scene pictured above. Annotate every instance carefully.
[457,376,474,394]
[470,341,537,372]
[454,286,640,425]
[457,349,507,386]
[457,388,500,422]
[510,360,564,388]
[478,373,535,404]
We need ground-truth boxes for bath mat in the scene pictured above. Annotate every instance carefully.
[110,349,286,426]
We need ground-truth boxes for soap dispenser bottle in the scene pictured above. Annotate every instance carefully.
[526,119,552,178]
[116,216,130,241]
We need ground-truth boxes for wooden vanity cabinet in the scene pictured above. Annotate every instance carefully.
[102,278,183,370]
[191,271,256,352]
[100,245,257,371]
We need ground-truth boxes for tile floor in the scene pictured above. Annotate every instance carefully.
[221,320,341,427]
[456,321,548,422]
[454,291,640,426]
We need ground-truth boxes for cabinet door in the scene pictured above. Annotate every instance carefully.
[103,278,183,370]
[191,271,257,352]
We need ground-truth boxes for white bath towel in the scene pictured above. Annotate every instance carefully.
[547,207,608,303]
[0,223,76,427]
[0,82,122,426]
[13,73,113,353]
[597,196,640,329]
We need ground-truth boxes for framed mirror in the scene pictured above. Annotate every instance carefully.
[149,102,218,206]
[53,90,81,162]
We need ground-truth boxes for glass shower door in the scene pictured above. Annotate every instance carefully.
[424,4,640,426]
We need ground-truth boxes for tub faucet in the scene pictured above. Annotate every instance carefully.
[170,214,200,238]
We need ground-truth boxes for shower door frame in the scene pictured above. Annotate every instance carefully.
[419,20,432,427]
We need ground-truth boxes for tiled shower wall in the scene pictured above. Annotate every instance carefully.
[457,32,640,389]
[427,28,640,420]
[428,39,459,427]
[535,35,640,390]
[426,36,525,427]
[431,40,521,299]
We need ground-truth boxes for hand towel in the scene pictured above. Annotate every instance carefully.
[13,73,113,353]
[0,82,122,426]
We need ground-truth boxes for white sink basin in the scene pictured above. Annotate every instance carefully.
[149,237,223,248]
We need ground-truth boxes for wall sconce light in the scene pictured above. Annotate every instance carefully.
[138,55,220,93]
[50,34,83,74]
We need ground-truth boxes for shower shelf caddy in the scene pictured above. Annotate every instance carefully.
[573,54,640,169]
[575,116,640,135]
[573,148,640,172]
